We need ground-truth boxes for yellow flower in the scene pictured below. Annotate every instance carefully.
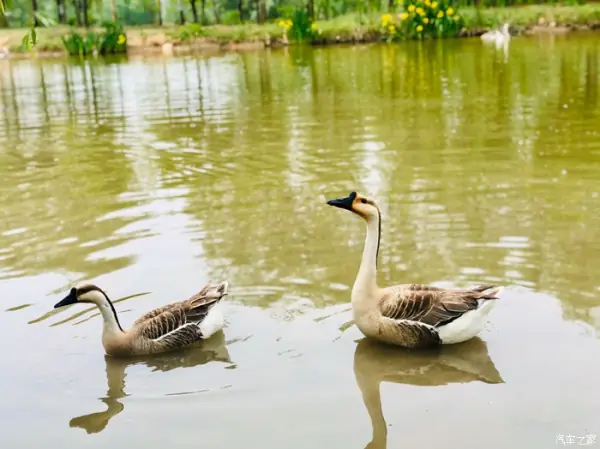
[416,7,424,15]
[408,4,415,12]
[446,7,454,15]
[388,25,396,33]
[278,19,292,30]
[117,34,126,45]
[311,23,317,30]
[431,1,438,8]
[423,17,429,24]
[400,12,409,20]
[437,10,444,18]
[381,13,392,25]
[416,25,423,32]
[424,0,430,5]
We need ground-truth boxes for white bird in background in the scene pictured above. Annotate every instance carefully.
[481,23,511,44]
[0,38,9,60]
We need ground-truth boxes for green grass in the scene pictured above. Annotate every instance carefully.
[1,23,286,53]
[308,4,600,34]
[309,4,600,42]
[1,4,600,55]
[201,23,283,42]
[460,3,600,29]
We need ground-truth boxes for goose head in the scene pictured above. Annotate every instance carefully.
[54,284,108,308]
[327,191,380,221]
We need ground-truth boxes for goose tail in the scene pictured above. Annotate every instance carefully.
[197,281,229,339]
[212,281,229,300]
[472,284,504,299]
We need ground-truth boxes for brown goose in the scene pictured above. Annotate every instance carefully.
[326,191,503,349]
[54,281,229,356]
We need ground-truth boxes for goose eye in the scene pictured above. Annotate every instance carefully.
[360,199,367,204]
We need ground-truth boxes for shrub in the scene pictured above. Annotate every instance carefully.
[277,8,319,42]
[61,31,100,56]
[381,0,464,41]
[61,22,127,56]
[98,22,128,54]
[222,10,242,25]
[172,23,205,42]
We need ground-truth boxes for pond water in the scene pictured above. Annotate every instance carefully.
[1,33,600,449]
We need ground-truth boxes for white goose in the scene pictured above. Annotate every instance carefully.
[481,23,510,44]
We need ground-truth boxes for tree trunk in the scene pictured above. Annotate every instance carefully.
[237,0,243,21]
[110,0,116,21]
[177,0,185,24]
[200,0,206,24]
[72,0,82,26]
[388,0,394,9]
[212,3,221,23]
[307,0,314,20]
[0,6,8,28]
[258,0,266,23]
[323,0,330,19]
[189,0,198,23]
[0,0,8,28]
[56,0,66,23]
[32,0,41,26]
[82,0,89,26]
[156,0,162,25]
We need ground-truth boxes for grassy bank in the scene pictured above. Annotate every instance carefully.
[1,4,600,58]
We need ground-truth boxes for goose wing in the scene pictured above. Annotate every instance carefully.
[376,284,500,348]
[133,282,228,326]
[134,282,229,346]
[379,284,500,328]
[133,303,179,326]
[135,307,201,347]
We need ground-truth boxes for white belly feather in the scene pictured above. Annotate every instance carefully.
[437,299,496,344]
[198,303,225,339]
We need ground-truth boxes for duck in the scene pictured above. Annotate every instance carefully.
[326,191,503,349]
[481,23,510,44]
[53,280,229,356]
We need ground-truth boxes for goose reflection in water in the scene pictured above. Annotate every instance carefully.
[69,331,231,434]
[353,337,504,449]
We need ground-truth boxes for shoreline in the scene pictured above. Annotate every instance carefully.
[1,4,600,60]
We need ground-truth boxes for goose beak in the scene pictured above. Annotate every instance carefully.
[327,194,355,211]
[54,288,77,308]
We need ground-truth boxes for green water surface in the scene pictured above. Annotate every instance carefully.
[1,33,599,449]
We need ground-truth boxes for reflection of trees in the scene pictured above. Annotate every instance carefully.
[0,38,598,329]
[0,59,137,280]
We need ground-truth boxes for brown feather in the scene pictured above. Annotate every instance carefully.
[379,284,500,329]
[133,303,179,326]
[126,282,228,354]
